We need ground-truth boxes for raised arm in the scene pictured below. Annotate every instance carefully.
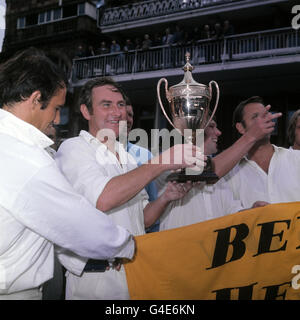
[212,105,282,178]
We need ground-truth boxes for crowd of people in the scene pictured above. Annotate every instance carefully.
[0,47,300,300]
[74,20,235,59]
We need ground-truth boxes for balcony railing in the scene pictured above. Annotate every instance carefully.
[71,27,300,82]
[100,0,249,26]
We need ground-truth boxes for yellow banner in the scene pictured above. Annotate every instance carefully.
[124,202,300,300]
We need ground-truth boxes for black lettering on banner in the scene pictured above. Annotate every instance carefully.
[212,282,258,300]
[263,282,291,300]
[253,220,290,257]
[208,223,249,269]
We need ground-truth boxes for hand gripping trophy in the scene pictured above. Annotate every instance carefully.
[157,52,220,183]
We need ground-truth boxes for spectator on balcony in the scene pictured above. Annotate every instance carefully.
[74,45,86,58]
[201,24,212,40]
[123,39,135,73]
[162,27,174,45]
[134,37,142,50]
[87,45,96,57]
[222,20,234,60]
[223,19,235,37]
[190,26,201,44]
[162,27,174,68]
[153,33,162,47]
[97,41,110,55]
[123,38,135,52]
[173,24,184,46]
[211,22,224,40]
[110,40,123,74]
[110,39,121,53]
[142,34,152,51]
[141,34,153,70]
[182,30,192,46]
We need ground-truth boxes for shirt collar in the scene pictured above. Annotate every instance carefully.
[79,129,127,154]
[0,109,54,149]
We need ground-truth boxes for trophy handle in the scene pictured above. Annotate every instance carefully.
[157,78,176,130]
[205,80,220,129]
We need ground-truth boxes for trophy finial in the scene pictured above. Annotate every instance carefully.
[183,52,194,72]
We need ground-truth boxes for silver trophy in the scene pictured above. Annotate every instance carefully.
[157,52,220,182]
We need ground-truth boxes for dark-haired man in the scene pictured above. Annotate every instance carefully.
[0,48,135,299]
[224,96,300,208]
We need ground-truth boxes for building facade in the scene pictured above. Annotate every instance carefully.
[2,0,300,149]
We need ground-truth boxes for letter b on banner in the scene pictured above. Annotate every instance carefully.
[208,223,249,269]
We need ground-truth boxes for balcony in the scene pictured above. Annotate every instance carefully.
[71,27,300,86]
[98,0,291,33]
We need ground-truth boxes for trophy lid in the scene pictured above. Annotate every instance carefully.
[169,52,210,98]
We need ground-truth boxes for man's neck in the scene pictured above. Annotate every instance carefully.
[247,140,274,173]
[293,143,300,150]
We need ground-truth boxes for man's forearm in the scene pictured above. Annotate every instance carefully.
[143,195,170,228]
[212,133,256,178]
[96,163,164,212]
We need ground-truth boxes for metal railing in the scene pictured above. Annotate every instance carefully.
[100,0,246,26]
[71,27,300,82]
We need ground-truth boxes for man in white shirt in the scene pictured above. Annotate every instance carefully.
[55,77,205,299]
[287,109,300,150]
[224,96,300,208]
[0,48,136,300]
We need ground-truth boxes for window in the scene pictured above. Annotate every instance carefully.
[38,12,45,24]
[17,17,26,29]
[46,10,52,22]
[78,3,85,15]
[53,8,62,20]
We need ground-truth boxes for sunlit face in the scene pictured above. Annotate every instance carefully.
[293,117,300,150]
[85,85,127,138]
[126,105,134,134]
[204,120,222,155]
[32,87,66,134]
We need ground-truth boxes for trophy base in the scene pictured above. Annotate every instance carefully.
[165,169,219,184]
